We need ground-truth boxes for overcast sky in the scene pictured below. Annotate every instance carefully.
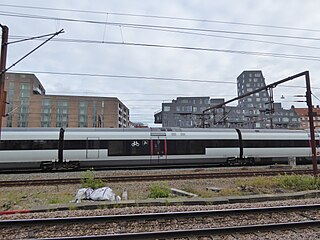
[1,0,320,126]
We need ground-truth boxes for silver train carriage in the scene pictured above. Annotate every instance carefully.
[0,127,319,170]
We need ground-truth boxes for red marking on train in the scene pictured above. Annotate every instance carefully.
[164,139,167,155]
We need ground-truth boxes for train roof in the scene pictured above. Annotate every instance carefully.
[1,127,310,134]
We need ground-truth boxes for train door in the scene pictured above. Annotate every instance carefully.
[86,137,100,159]
[150,137,167,164]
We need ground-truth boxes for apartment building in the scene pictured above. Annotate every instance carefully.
[155,70,300,129]
[3,73,129,128]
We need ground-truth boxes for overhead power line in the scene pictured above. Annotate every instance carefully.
[8,36,320,62]
[9,70,236,84]
[2,10,320,42]
[1,3,320,33]
[9,70,320,90]
[128,25,320,51]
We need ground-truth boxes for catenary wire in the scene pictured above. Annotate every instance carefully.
[1,3,320,33]
[8,70,320,90]
[2,10,320,42]
[128,25,320,51]
[7,35,320,62]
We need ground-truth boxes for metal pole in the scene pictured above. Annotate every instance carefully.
[305,71,318,176]
[269,88,274,129]
[0,25,8,140]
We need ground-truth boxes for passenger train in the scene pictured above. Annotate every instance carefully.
[0,127,319,170]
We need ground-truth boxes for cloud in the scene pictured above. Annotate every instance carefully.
[2,0,320,125]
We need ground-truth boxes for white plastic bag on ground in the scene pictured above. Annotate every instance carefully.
[90,187,118,201]
[73,188,93,203]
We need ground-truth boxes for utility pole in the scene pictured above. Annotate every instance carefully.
[0,25,8,140]
[305,71,318,176]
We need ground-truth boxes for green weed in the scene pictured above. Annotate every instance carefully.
[81,169,105,189]
[148,182,171,198]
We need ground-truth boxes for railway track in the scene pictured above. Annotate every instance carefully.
[0,169,313,187]
[1,204,319,239]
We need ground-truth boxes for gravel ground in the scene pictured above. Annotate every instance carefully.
[1,198,320,220]
[0,177,241,210]
[0,166,314,211]
[1,166,320,239]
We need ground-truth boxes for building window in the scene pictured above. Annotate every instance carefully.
[182,106,192,112]
[41,98,52,127]
[92,101,98,127]
[6,81,15,127]
[282,117,289,122]
[18,82,30,127]
[101,101,105,127]
[78,101,88,127]
[56,100,69,128]
[163,106,170,112]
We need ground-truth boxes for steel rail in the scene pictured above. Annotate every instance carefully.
[41,220,320,240]
[0,169,312,187]
[1,204,320,227]
[1,204,320,239]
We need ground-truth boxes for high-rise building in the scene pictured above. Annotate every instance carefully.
[237,70,269,108]
[3,73,129,128]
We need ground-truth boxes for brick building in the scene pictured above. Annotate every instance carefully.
[293,106,320,129]
[3,73,129,128]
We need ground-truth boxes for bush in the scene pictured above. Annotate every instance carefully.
[81,169,105,189]
[148,182,171,198]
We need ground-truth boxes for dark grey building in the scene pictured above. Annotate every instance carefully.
[154,70,300,129]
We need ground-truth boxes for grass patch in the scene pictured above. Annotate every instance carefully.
[236,176,278,189]
[236,174,320,192]
[148,182,171,198]
[278,174,320,191]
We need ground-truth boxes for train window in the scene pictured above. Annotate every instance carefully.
[126,140,150,156]
[167,140,205,155]
[206,140,239,148]
[86,140,100,149]
[64,140,86,150]
[108,140,125,156]
[189,140,205,154]
[243,140,310,148]
[32,140,58,149]
[0,140,58,150]
[167,140,186,155]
